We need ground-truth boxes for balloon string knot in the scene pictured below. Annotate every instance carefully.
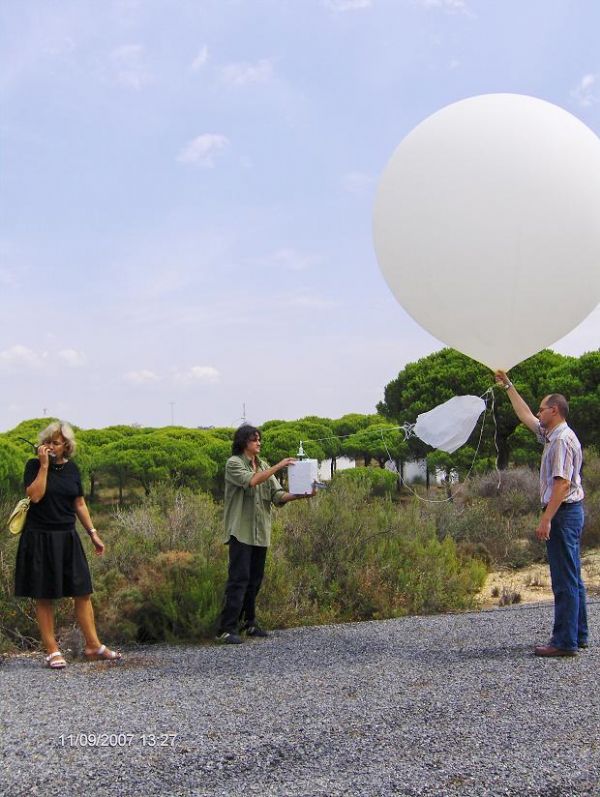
[400,422,416,441]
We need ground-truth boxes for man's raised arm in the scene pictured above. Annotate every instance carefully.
[494,370,539,433]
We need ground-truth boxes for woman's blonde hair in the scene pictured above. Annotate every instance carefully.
[38,420,77,457]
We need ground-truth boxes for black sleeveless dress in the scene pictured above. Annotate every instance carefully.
[14,459,93,599]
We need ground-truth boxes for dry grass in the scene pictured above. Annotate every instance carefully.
[478,548,600,608]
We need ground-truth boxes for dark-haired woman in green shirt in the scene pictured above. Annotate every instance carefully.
[216,424,315,644]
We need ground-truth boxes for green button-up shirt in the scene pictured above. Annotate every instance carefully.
[223,455,287,547]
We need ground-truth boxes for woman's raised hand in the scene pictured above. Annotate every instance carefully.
[277,457,297,470]
[37,444,50,467]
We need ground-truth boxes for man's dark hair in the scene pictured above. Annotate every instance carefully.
[232,424,261,455]
[546,394,569,418]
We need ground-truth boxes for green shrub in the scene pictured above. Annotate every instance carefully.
[582,448,600,493]
[364,531,487,616]
[96,551,226,643]
[102,483,223,578]
[0,539,37,652]
[333,466,398,498]
[468,467,540,516]
[90,484,227,642]
[260,479,486,626]
[425,498,541,568]
[583,492,600,549]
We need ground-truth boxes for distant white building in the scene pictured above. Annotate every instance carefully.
[319,456,441,485]
[318,457,355,481]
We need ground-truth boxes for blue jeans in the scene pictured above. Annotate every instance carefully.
[546,501,588,651]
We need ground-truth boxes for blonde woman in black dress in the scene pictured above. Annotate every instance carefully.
[14,421,121,669]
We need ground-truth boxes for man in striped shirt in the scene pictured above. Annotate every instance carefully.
[496,371,587,657]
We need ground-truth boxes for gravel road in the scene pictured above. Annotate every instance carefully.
[1,600,598,797]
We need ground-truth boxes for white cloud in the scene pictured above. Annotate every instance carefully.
[177,133,229,167]
[0,344,42,368]
[341,171,375,194]
[58,349,87,367]
[220,59,274,87]
[109,44,150,90]
[414,0,469,13]
[1,346,88,371]
[571,73,599,107]
[124,369,160,385]
[175,366,220,385]
[191,45,209,71]
[325,0,372,10]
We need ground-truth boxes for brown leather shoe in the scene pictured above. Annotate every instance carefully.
[534,644,577,657]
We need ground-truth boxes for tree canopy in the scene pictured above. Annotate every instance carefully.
[2,347,596,500]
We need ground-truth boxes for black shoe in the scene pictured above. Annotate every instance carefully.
[243,623,269,638]
[578,641,589,649]
[215,632,242,645]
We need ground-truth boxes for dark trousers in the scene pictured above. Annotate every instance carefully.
[218,536,268,634]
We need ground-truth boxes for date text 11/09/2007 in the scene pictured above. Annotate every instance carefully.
[59,733,178,747]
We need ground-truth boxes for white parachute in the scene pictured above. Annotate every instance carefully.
[409,395,487,454]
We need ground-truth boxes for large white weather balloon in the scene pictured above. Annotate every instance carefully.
[373,93,600,370]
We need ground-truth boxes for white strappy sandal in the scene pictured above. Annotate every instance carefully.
[84,644,122,662]
[45,651,67,669]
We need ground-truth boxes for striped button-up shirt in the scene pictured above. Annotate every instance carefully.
[535,421,584,507]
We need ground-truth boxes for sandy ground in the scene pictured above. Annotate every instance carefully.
[478,548,600,609]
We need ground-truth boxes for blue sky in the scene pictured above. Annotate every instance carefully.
[1,0,599,430]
